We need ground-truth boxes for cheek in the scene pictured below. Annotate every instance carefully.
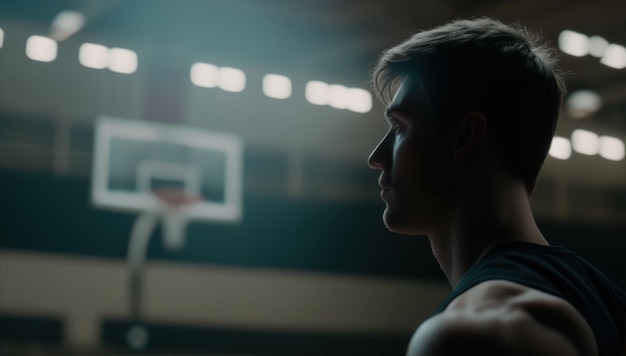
[392,135,425,174]
[393,138,449,194]
[390,144,425,203]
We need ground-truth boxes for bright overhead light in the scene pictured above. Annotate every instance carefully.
[600,43,626,69]
[190,62,219,88]
[80,43,138,74]
[347,88,372,113]
[190,63,246,93]
[263,73,292,99]
[588,36,609,58]
[0,27,4,49]
[79,42,109,69]
[566,90,602,119]
[571,129,600,156]
[328,84,349,109]
[548,136,572,160]
[305,81,372,113]
[599,136,625,161]
[558,30,589,57]
[108,47,137,74]
[218,67,246,92]
[305,81,330,105]
[50,10,85,41]
[25,35,57,62]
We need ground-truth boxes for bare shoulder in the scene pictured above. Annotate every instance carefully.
[407,280,597,356]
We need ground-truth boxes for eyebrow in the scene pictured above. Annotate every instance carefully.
[384,104,408,123]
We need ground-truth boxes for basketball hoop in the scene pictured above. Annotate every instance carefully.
[152,187,202,250]
[92,117,243,350]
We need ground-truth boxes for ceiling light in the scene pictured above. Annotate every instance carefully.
[571,129,600,156]
[328,84,349,109]
[218,67,246,92]
[548,136,572,160]
[599,136,625,161]
[566,90,602,119]
[600,43,626,69]
[347,88,372,113]
[558,30,589,57]
[50,10,85,41]
[79,42,109,69]
[25,35,57,62]
[263,74,292,99]
[588,36,609,58]
[0,27,4,49]
[190,62,219,88]
[108,47,137,74]
[305,81,330,106]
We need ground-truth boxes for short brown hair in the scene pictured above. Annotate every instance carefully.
[372,17,566,193]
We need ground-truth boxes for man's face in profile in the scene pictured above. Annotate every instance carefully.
[368,80,456,236]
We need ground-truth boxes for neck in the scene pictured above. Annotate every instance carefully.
[428,178,548,288]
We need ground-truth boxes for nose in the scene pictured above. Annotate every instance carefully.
[368,132,391,170]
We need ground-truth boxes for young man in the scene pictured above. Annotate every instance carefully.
[367,18,625,356]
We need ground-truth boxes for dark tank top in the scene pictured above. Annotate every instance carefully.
[434,242,625,356]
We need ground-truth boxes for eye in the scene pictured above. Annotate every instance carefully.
[391,120,406,135]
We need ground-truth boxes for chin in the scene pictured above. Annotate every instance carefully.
[382,208,425,235]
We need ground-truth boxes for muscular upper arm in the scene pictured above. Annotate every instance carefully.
[407,280,597,356]
[407,307,580,356]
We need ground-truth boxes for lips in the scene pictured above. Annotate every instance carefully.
[378,175,391,190]
[378,175,392,202]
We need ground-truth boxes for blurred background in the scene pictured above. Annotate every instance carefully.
[0,0,624,355]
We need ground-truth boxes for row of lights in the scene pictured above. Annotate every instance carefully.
[79,42,137,74]
[188,62,372,112]
[558,30,626,69]
[0,27,373,113]
[556,30,625,162]
[19,34,139,74]
[2,26,622,135]
[549,130,625,161]
[305,81,372,113]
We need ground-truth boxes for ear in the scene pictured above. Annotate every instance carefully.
[453,111,487,162]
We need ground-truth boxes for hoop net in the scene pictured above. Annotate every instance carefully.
[151,187,202,250]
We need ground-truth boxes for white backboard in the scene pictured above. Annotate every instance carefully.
[91,116,243,223]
